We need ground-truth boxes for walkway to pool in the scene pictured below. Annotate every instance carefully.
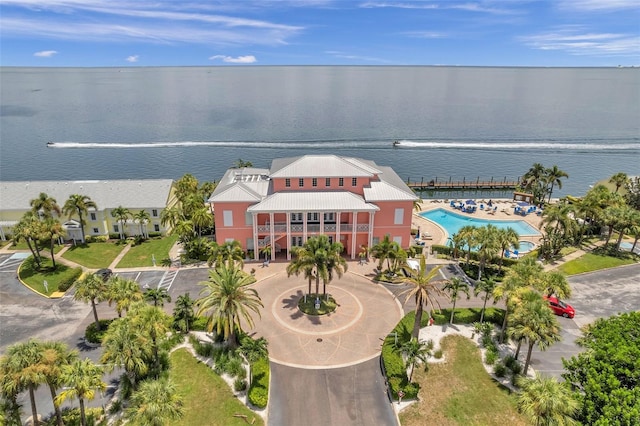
[414,198,545,248]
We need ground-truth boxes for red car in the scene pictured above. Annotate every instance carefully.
[544,296,575,318]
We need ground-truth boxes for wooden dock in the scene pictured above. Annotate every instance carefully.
[407,177,520,191]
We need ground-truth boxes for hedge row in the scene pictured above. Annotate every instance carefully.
[248,357,269,408]
[58,267,83,292]
[430,307,505,326]
[431,244,520,268]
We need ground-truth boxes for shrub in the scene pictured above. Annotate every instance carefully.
[108,233,121,240]
[234,378,247,392]
[434,349,443,359]
[58,267,83,292]
[381,312,421,400]
[248,357,269,408]
[509,360,522,377]
[503,355,517,370]
[85,319,114,344]
[191,316,209,331]
[493,362,507,377]
[429,308,504,327]
[225,356,245,378]
[194,341,214,358]
[147,232,162,238]
[484,348,499,365]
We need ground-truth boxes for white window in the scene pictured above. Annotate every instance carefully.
[323,212,335,222]
[152,209,158,217]
[290,213,302,222]
[223,210,233,227]
[291,236,303,247]
[90,212,97,221]
[393,236,402,245]
[307,212,319,222]
[154,224,160,232]
[394,208,404,225]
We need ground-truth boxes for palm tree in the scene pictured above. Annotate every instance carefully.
[62,194,97,243]
[496,227,519,271]
[196,264,263,349]
[539,271,571,299]
[40,341,78,426]
[413,197,423,212]
[110,206,131,239]
[208,240,245,269]
[545,165,569,203]
[73,274,108,331]
[173,293,195,333]
[13,212,45,268]
[30,192,61,219]
[320,239,347,295]
[609,172,629,193]
[55,359,106,426]
[510,291,561,375]
[233,159,253,168]
[517,374,579,426]
[370,235,397,272]
[475,276,497,324]
[400,255,444,339]
[0,353,24,426]
[43,219,65,269]
[457,225,478,267]
[239,336,268,387]
[3,340,45,425]
[160,206,184,231]
[133,210,151,239]
[126,378,184,426]
[191,207,213,237]
[523,163,547,205]
[399,338,433,382]
[286,235,344,295]
[174,173,200,204]
[475,224,499,280]
[107,276,143,317]
[286,246,316,295]
[130,304,171,377]
[144,288,172,307]
[442,277,470,324]
[493,262,534,343]
[100,318,151,389]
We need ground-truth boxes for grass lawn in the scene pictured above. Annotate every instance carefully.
[399,335,527,426]
[19,257,82,296]
[4,240,65,254]
[116,235,178,268]
[557,252,636,275]
[62,241,126,268]
[168,348,264,426]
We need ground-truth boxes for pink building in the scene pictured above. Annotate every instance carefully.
[209,155,417,261]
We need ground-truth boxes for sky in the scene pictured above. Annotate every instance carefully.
[1,0,639,67]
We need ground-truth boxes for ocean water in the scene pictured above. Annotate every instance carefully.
[1,66,638,197]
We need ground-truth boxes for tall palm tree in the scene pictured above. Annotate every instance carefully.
[30,192,61,219]
[101,318,151,389]
[510,290,561,375]
[196,264,263,349]
[286,246,316,295]
[133,210,151,239]
[43,219,65,270]
[55,359,106,426]
[143,288,172,307]
[73,274,108,331]
[107,276,143,317]
[474,276,497,324]
[191,206,213,237]
[457,225,478,267]
[609,172,629,193]
[539,271,571,299]
[517,374,579,426]
[475,224,499,280]
[160,206,184,231]
[442,277,470,324]
[110,206,131,240]
[400,255,444,339]
[496,227,519,271]
[0,353,24,426]
[545,165,569,203]
[413,197,423,212]
[208,240,245,269]
[62,194,97,243]
[233,159,253,169]
[285,235,344,295]
[130,304,171,377]
[40,341,78,426]
[320,239,347,295]
[174,173,200,204]
[523,163,547,205]
[173,293,195,333]
[3,340,45,425]
[13,212,45,268]
[126,378,184,426]
[493,264,533,343]
[399,338,433,382]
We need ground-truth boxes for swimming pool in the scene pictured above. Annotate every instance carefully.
[513,241,536,253]
[420,208,542,238]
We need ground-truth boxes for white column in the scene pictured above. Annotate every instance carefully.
[368,211,375,249]
[335,211,341,244]
[351,211,358,259]
[303,212,308,242]
[252,213,259,260]
[269,213,275,260]
[320,212,324,235]
[286,213,292,260]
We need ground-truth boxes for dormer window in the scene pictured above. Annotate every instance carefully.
[298,178,304,187]
[325,178,331,187]
[339,178,344,187]
[352,177,357,187]
[285,178,291,187]
[312,178,318,187]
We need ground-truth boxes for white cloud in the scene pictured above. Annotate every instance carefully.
[557,0,639,11]
[359,1,520,15]
[324,50,392,63]
[404,31,448,39]
[126,55,139,62]
[34,50,58,57]
[209,54,257,63]
[520,27,640,57]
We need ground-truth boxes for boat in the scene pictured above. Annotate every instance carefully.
[392,140,400,147]
[47,142,54,147]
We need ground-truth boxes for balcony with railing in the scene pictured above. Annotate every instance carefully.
[256,222,369,234]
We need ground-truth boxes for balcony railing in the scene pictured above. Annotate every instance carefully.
[256,223,369,234]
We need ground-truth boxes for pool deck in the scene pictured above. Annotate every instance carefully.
[413,198,544,248]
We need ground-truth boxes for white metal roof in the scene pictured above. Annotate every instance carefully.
[270,155,377,178]
[247,191,380,213]
[209,183,263,203]
[0,179,174,211]
[364,181,418,201]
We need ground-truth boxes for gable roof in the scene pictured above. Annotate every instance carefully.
[363,181,418,201]
[247,191,379,213]
[209,182,263,203]
[0,179,174,211]
[270,155,378,178]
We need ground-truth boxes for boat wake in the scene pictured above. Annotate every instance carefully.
[46,138,639,152]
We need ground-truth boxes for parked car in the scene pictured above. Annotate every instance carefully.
[544,295,575,318]
[94,268,113,282]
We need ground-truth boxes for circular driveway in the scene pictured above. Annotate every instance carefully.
[251,270,403,369]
